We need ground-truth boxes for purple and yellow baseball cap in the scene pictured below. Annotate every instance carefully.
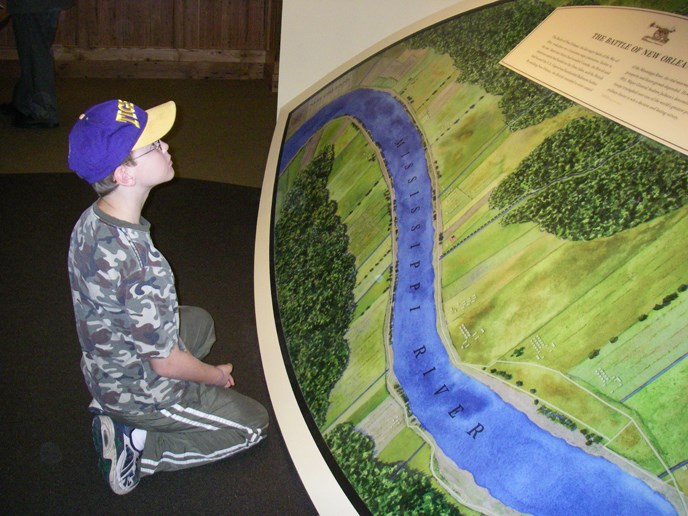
[68,99,176,184]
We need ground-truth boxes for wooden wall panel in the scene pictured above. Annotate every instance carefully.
[72,0,177,49]
[0,0,279,80]
[175,0,265,50]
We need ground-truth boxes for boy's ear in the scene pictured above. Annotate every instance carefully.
[112,164,136,186]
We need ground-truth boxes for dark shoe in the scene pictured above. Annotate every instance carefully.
[88,398,105,415]
[92,415,141,495]
[12,113,59,129]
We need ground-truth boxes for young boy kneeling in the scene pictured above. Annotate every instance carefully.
[67,99,268,495]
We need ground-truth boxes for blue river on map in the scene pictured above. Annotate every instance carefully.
[277,88,676,515]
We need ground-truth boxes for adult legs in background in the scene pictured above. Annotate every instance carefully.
[11,9,61,127]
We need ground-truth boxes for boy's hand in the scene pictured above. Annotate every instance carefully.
[151,347,236,388]
[215,363,235,388]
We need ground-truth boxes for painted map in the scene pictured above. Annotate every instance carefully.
[270,1,688,514]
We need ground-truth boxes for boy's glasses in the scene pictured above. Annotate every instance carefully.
[133,140,162,159]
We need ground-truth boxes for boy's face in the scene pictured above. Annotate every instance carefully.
[129,139,175,188]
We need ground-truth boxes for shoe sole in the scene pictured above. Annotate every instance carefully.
[93,415,133,495]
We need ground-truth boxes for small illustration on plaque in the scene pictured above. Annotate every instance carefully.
[643,22,676,45]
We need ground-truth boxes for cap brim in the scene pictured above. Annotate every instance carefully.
[133,101,176,150]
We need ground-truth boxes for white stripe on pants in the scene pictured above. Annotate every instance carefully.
[120,383,268,476]
[113,306,269,475]
[138,401,266,475]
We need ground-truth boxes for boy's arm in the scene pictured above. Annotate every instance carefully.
[150,345,235,388]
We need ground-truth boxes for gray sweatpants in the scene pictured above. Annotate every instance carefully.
[113,306,269,475]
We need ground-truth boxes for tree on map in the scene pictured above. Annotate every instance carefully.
[274,146,357,426]
[326,423,462,514]
[490,116,688,241]
[406,0,572,129]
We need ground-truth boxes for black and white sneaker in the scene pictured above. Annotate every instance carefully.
[92,415,141,495]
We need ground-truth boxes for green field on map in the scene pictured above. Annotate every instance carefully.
[275,0,687,512]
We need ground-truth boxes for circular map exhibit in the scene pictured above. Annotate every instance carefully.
[255,1,688,514]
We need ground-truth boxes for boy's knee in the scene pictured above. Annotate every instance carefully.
[251,405,269,443]
[180,305,213,327]
[178,306,216,355]
[258,403,269,432]
[248,397,269,432]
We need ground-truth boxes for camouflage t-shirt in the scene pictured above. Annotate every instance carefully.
[68,203,186,415]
